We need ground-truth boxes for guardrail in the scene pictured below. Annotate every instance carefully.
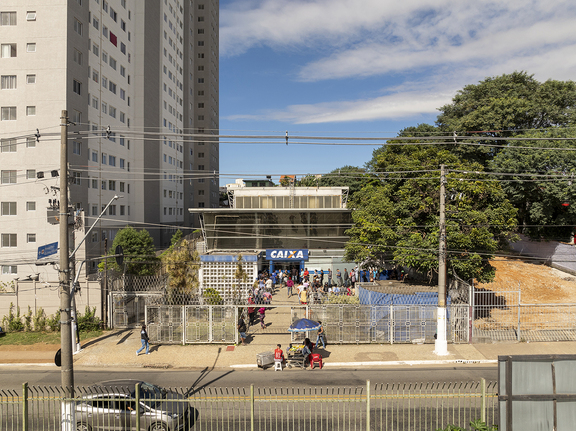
[1,380,498,431]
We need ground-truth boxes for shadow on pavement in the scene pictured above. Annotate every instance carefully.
[186,347,235,395]
[81,329,133,349]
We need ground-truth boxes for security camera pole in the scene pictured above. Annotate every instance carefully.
[435,164,449,355]
[59,110,75,430]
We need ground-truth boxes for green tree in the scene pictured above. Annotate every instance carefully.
[99,226,159,275]
[345,144,517,282]
[491,128,576,239]
[436,71,576,166]
[161,237,200,304]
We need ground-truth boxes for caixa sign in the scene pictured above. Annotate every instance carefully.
[266,249,309,260]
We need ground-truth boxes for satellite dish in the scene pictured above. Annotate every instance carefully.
[115,245,124,267]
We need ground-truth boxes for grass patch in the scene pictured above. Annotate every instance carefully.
[0,329,104,346]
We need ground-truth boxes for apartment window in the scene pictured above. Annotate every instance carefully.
[26,169,35,179]
[108,155,116,167]
[1,265,17,274]
[198,103,204,108]
[73,49,83,65]
[198,152,205,158]
[109,81,116,94]
[101,181,106,190]
[91,232,98,242]
[109,57,117,70]
[197,41,204,47]
[198,190,205,196]
[109,106,116,118]
[92,179,98,188]
[1,139,16,153]
[120,205,125,216]
[119,182,125,192]
[27,234,36,243]
[101,102,107,114]
[92,43,99,56]
[102,153,107,164]
[73,79,82,95]
[26,43,36,53]
[72,171,81,185]
[1,12,17,25]
[198,66,204,71]
[198,165,204,170]
[108,180,116,190]
[198,16,204,22]
[110,8,117,22]
[26,201,36,211]
[91,205,97,216]
[198,202,205,208]
[74,19,83,36]
[121,0,126,8]
[120,42,126,54]
[120,88,125,100]
[26,137,35,148]
[120,112,125,123]
[1,44,17,58]
[198,4,205,9]
[93,17,99,29]
[26,74,36,84]
[26,11,36,21]
[198,29,204,34]
[109,205,116,215]
[91,150,98,162]
[1,202,17,216]
[1,107,16,121]
[198,90,204,96]
[71,110,82,124]
[120,66,125,77]
[198,78,204,83]
[103,0,108,12]
[102,50,108,63]
[26,106,36,116]
[73,141,82,155]
[1,75,16,89]
[1,234,17,247]
[197,115,204,121]
[121,20,126,31]
[92,96,98,109]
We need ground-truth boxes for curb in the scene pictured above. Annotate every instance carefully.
[230,359,498,368]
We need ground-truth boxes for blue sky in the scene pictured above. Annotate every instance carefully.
[218,0,576,186]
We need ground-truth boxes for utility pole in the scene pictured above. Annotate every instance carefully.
[435,164,449,356]
[59,110,75,430]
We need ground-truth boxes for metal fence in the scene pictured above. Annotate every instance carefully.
[1,380,498,431]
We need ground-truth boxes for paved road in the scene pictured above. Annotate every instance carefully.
[3,366,497,391]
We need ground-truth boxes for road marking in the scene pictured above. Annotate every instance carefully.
[231,359,497,368]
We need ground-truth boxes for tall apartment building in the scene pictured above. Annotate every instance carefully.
[0,0,219,284]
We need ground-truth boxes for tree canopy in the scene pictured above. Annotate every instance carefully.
[345,144,517,282]
[297,165,376,198]
[99,226,159,275]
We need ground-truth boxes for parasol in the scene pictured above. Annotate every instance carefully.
[288,318,321,333]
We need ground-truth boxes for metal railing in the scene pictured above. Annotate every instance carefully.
[1,380,498,431]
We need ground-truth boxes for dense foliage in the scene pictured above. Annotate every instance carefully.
[347,144,517,282]
[99,226,159,275]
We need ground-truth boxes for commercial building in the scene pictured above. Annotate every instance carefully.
[192,179,356,301]
[0,0,219,284]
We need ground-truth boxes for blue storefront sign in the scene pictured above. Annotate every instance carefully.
[265,249,309,261]
[37,242,58,259]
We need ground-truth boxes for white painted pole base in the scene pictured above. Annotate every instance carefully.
[61,400,75,431]
[434,307,449,356]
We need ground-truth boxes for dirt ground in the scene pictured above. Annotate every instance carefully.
[477,259,576,304]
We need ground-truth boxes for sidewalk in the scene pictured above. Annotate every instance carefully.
[3,284,576,369]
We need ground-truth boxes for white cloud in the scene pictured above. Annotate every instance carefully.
[226,90,453,124]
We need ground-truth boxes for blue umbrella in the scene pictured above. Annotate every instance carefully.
[288,318,321,333]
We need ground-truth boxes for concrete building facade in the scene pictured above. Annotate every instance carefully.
[0,0,219,284]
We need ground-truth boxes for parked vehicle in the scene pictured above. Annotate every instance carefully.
[75,380,196,431]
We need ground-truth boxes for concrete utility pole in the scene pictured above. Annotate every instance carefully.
[435,164,449,356]
[59,110,75,430]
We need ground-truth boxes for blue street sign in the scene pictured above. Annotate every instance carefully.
[37,242,58,259]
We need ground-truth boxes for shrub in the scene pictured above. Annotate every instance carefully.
[77,306,101,332]
[46,310,61,332]
[203,287,223,305]
[2,303,24,332]
[436,420,498,431]
[24,306,33,332]
[33,308,47,332]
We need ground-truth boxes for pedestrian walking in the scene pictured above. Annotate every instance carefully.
[315,321,326,348]
[136,324,150,356]
[238,315,247,345]
[287,277,294,297]
[259,307,266,329]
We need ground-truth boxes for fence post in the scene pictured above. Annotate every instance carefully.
[22,382,28,431]
[390,304,394,344]
[480,378,486,423]
[366,380,371,431]
[182,305,186,345]
[135,382,140,431]
[517,290,521,342]
[250,384,255,431]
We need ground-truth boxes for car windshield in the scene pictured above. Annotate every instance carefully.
[136,382,166,409]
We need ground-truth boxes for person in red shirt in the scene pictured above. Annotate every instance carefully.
[274,344,285,363]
